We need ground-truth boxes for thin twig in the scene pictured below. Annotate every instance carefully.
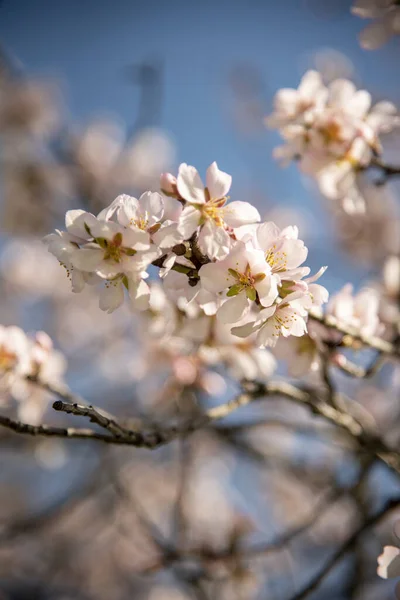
[308,309,399,357]
[287,496,400,600]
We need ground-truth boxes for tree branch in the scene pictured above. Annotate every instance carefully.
[308,309,399,357]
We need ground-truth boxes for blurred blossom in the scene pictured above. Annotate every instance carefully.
[0,238,71,297]
[0,325,66,424]
[34,438,68,470]
[352,0,400,50]
[266,70,399,214]
[331,181,400,263]
[120,127,175,190]
[1,159,71,235]
[326,283,383,338]
[384,255,400,298]
[0,76,61,141]
[312,48,355,84]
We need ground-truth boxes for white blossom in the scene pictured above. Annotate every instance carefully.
[267,71,398,213]
[174,162,260,260]
[352,0,400,49]
[326,283,383,337]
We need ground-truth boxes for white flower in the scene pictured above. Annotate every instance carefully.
[266,70,328,129]
[251,222,309,282]
[327,284,383,337]
[352,0,400,49]
[267,71,398,213]
[98,275,150,314]
[274,334,319,377]
[69,219,152,279]
[176,162,260,260]
[43,231,96,293]
[232,294,308,348]
[0,326,31,377]
[199,243,278,325]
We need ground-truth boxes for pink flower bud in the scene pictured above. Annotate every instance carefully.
[160,172,177,195]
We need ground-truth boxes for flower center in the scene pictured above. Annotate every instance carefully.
[227,264,265,300]
[0,346,17,370]
[99,233,136,263]
[265,245,288,272]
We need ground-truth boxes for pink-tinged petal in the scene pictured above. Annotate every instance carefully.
[222,201,260,228]
[97,194,128,221]
[139,191,164,223]
[257,318,279,348]
[328,79,356,108]
[153,221,183,249]
[377,546,400,579]
[89,219,120,240]
[352,0,391,18]
[177,205,201,239]
[129,278,150,311]
[255,275,279,308]
[177,163,205,204]
[359,18,393,50]
[299,70,325,98]
[199,261,234,294]
[234,224,259,244]
[197,220,231,260]
[70,269,86,293]
[308,283,329,307]
[206,162,232,199]
[65,210,98,240]
[116,196,139,227]
[99,282,124,313]
[256,222,281,250]
[231,320,258,339]
[348,90,371,118]
[122,227,151,251]
[70,248,103,272]
[305,266,328,284]
[217,292,249,324]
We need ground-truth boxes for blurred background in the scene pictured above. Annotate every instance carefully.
[0,1,400,599]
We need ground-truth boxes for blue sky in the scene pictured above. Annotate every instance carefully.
[1,0,399,287]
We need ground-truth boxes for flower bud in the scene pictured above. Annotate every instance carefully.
[160,172,177,196]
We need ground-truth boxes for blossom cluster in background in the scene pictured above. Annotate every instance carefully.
[266,70,398,213]
[0,325,66,423]
[352,0,400,49]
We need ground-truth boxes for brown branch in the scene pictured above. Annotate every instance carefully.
[2,380,400,477]
[370,157,400,185]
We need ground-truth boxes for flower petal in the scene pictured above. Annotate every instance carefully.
[99,281,124,313]
[177,205,201,239]
[217,292,249,324]
[177,163,205,204]
[222,201,260,228]
[206,161,232,199]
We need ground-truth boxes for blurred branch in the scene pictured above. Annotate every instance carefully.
[286,495,400,600]
[2,379,400,477]
[308,309,400,357]
[370,157,400,185]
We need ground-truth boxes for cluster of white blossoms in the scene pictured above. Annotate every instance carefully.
[0,325,66,423]
[266,70,398,213]
[273,284,384,377]
[352,0,400,50]
[44,161,329,349]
